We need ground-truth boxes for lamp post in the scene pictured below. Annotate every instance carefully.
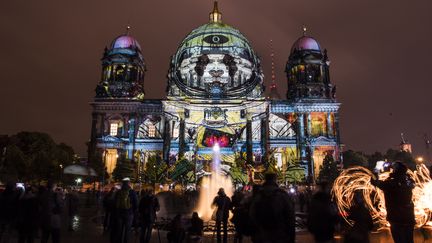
[59,164,63,185]
[75,178,82,188]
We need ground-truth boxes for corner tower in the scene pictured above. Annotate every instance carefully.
[88,29,149,176]
[285,27,342,180]
[96,28,146,99]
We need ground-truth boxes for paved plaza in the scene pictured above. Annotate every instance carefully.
[6,194,432,243]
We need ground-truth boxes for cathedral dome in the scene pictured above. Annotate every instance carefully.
[290,36,321,53]
[110,34,141,51]
[174,22,257,65]
[167,2,264,99]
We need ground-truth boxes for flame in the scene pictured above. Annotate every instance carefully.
[332,164,432,228]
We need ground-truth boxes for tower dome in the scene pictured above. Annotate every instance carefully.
[286,27,335,101]
[167,2,264,99]
[95,28,146,100]
[110,34,142,51]
[290,36,321,53]
[290,26,321,54]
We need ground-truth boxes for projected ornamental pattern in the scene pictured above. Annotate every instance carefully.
[88,2,342,183]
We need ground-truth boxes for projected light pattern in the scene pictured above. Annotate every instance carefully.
[332,164,432,228]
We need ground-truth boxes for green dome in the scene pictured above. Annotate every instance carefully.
[167,2,264,99]
[173,22,258,63]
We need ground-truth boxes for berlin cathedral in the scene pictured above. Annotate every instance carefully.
[88,2,342,182]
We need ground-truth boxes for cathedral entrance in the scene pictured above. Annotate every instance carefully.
[312,146,334,178]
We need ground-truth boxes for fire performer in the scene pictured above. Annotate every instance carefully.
[372,161,415,243]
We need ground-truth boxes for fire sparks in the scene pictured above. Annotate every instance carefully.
[332,164,432,228]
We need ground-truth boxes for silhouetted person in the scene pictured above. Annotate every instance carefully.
[39,181,64,243]
[372,162,415,243]
[66,188,79,231]
[167,214,185,243]
[17,186,40,243]
[112,178,138,243]
[138,189,160,243]
[0,182,18,243]
[103,187,117,231]
[187,212,203,243]
[299,191,306,213]
[231,190,245,243]
[307,181,338,243]
[249,173,295,243]
[212,188,232,243]
[344,190,373,243]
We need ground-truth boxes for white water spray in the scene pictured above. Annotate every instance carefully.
[195,143,234,221]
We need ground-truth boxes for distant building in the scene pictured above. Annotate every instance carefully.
[400,133,412,153]
[88,2,342,181]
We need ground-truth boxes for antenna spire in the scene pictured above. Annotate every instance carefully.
[209,1,222,23]
[269,39,281,100]
[270,39,276,84]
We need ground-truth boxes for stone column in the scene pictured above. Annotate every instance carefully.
[334,112,341,144]
[307,113,312,137]
[298,113,305,138]
[246,117,253,164]
[100,113,106,136]
[327,112,334,138]
[178,118,186,158]
[127,114,135,160]
[162,117,171,162]
[261,112,269,164]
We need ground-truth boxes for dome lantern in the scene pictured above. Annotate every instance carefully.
[209,1,222,23]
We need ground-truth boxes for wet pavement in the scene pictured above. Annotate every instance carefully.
[6,194,432,243]
[51,203,432,243]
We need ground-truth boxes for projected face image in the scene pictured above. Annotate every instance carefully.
[178,53,253,94]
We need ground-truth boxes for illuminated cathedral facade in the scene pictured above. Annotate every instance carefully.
[88,3,342,182]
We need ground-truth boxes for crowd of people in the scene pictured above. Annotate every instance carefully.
[0,181,79,243]
[0,161,416,243]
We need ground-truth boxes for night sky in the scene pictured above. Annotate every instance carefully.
[1,1,431,158]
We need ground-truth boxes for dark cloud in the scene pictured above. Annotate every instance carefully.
[0,0,431,158]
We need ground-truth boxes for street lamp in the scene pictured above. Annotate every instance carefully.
[75,178,82,187]
[59,164,63,184]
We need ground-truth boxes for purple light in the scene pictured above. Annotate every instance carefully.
[291,36,321,53]
[111,35,141,50]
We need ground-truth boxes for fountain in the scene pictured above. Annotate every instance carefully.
[195,143,234,221]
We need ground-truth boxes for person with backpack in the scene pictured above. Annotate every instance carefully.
[212,188,232,243]
[249,173,295,243]
[138,189,160,243]
[112,178,138,243]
